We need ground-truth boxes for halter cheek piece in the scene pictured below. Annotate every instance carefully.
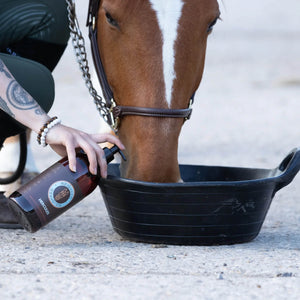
[87,0,193,131]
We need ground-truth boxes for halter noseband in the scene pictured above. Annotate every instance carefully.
[87,0,193,131]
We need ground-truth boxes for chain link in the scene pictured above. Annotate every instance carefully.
[65,0,112,125]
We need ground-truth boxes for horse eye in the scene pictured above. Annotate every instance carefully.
[105,12,119,28]
[207,17,219,33]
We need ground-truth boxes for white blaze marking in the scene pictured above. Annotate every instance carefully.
[149,0,184,107]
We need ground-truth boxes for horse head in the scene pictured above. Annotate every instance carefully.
[96,0,220,182]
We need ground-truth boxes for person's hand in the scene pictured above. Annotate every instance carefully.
[45,124,124,178]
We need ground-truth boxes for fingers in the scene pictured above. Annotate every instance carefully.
[83,142,107,178]
[98,148,107,178]
[75,133,100,176]
[75,132,111,177]
[80,132,126,178]
[46,125,124,178]
[91,133,125,150]
[65,140,77,173]
[90,133,126,178]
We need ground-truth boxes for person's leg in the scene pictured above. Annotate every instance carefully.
[0,0,70,197]
[0,0,70,71]
[0,54,55,227]
[0,52,55,179]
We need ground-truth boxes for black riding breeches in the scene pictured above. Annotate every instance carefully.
[0,0,70,71]
[0,0,70,143]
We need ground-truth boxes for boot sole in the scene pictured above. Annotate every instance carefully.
[0,222,23,229]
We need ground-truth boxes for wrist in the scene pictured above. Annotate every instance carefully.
[37,116,62,147]
[32,116,52,134]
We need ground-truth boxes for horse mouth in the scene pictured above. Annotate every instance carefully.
[118,159,182,183]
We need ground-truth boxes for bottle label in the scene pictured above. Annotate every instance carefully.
[48,180,75,208]
[19,162,83,226]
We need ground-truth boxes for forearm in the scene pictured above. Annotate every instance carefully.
[0,58,50,133]
[0,61,125,177]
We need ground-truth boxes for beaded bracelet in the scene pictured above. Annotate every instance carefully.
[37,116,61,147]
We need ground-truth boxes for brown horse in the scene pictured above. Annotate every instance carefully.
[95,0,220,182]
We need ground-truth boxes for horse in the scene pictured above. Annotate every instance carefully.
[90,0,220,182]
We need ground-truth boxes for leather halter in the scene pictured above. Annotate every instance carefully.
[86,0,193,131]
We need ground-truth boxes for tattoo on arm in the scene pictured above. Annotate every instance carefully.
[0,96,15,118]
[35,108,46,115]
[6,80,39,111]
[0,59,12,79]
[1,65,45,116]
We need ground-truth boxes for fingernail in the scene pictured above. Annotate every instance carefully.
[71,166,76,173]
[93,167,98,175]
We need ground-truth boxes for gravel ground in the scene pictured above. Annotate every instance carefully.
[1,1,300,299]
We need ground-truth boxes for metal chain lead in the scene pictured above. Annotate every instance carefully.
[65,0,112,125]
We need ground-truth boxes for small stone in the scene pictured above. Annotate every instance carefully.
[16,259,25,265]
[277,272,293,277]
[152,244,168,248]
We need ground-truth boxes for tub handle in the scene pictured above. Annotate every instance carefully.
[275,148,300,192]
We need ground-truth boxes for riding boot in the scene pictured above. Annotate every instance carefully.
[0,137,23,229]
[0,191,22,229]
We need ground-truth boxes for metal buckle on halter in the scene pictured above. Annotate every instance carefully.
[92,17,96,30]
[109,99,120,132]
[185,99,193,121]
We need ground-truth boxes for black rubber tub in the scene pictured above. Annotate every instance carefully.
[98,148,300,245]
